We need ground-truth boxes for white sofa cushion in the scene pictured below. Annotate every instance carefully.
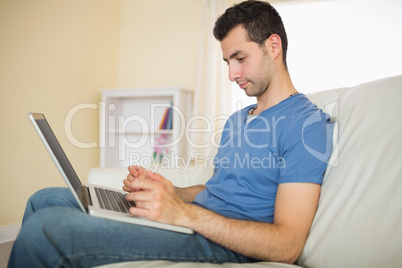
[87,165,213,189]
[97,260,301,268]
[299,75,402,267]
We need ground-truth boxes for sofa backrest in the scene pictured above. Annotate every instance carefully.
[299,75,402,267]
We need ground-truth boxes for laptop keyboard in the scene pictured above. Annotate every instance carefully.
[94,187,136,213]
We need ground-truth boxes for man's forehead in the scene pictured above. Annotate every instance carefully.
[220,26,258,60]
[221,26,248,55]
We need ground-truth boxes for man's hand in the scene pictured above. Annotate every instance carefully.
[124,170,190,225]
[122,165,148,192]
[123,165,206,202]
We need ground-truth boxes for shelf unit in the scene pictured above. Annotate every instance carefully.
[99,88,192,167]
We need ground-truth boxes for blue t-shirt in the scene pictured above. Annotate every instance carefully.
[194,94,333,223]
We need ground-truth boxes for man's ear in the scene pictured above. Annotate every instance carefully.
[264,34,282,61]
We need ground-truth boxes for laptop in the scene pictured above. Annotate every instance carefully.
[28,113,193,234]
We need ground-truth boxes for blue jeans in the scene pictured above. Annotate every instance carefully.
[8,187,257,267]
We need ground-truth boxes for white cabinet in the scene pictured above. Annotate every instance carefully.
[99,88,192,168]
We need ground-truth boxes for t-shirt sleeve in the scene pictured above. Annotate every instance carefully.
[278,111,333,184]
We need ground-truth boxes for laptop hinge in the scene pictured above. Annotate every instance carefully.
[79,185,92,212]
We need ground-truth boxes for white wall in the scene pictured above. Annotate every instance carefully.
[232,0,402,111]
[277,0,402,93]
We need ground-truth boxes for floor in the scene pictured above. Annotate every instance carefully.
[0,241,13,267]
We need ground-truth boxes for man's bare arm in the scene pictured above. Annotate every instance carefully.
[180,183,320,263]
[175,185,206,203]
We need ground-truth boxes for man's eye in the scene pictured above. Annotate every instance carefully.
[238,57,245,62]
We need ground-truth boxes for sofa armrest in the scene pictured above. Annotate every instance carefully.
[87,165,213,190]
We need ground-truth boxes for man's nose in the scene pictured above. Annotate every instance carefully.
[228,64,241,82]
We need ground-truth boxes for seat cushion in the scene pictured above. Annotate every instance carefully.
[97,260,301,268]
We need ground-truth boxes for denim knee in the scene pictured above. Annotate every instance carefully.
[9,207,72,268]
[22,187,76,223]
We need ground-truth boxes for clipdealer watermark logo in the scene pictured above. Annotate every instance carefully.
[64,99,338,172]
[128,151,286,173]
[64,101,226,151]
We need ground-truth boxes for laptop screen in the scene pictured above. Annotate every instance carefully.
[29,113,82,195]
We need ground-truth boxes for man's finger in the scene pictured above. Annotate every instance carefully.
[126,191,154,202]
[130,176,160,191]
[147,171,168,184]
[129,206,149,217]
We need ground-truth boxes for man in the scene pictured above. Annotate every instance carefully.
[8,1,332,267]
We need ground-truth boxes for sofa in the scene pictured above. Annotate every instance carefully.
[88,75,402,267]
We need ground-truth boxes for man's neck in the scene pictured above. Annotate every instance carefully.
[254,70,297,114]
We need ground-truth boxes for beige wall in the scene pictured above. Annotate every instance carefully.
[0,0,202,228]
[0,0,119,226]
[0,0,119,227]
[117,0,202,88]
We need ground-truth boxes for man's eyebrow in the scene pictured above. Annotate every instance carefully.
[223,50,242,62]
